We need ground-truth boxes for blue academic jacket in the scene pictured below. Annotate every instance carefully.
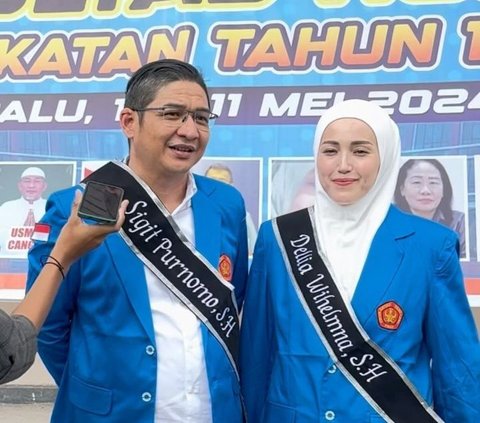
[26,175,248,423]
[240,206,480,423]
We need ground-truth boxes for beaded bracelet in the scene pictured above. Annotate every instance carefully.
[40,255,66,279]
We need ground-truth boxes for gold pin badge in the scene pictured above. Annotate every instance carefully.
[218,254,232,281]
[377,301,404,330]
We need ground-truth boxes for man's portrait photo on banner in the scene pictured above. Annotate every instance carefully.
[268,158,315,219]
[393,156,469,260]
[0,162,77,259]
[193,157,262,256]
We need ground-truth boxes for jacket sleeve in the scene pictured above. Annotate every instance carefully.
[0,312,37,384]
[240,223,274,423]
[426,232,480,422]
[25,190,81,385]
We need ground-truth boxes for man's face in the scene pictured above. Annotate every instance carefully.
[18,176,47,202]
[121,80,210,183]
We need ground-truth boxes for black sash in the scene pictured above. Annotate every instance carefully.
[274,207,443,423]
[84,161,240,376]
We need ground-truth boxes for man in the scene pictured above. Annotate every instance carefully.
[0,167,47,256]
[204,163,257,255]
[26,59,248,422]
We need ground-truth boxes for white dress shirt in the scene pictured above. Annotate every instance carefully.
[145,175,213,423]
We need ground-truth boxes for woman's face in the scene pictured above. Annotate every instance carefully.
[316,118,380,206]
[400,161,443,217]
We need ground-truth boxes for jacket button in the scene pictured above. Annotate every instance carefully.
[325,410,335,420]
[142,392,152,402]
[327,364,337,374]
[145,345,155,355]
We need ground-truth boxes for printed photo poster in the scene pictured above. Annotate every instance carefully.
[0,161,76,300]
[193,157,263,256]
[395,155,470,261]
[268,158,315,219]
[0,161,76,259]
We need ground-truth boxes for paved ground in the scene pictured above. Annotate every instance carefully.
[0,402,53,422]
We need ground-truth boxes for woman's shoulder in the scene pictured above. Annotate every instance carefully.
[388,205,458,242]
[387,206,460,265]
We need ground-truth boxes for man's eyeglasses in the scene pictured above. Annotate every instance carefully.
[131,106,218,130]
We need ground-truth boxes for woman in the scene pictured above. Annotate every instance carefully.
[0,191,128,384]
[240,99,480,422]
[394,158,466,257]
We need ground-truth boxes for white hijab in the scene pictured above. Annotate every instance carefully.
[313,100,401,300]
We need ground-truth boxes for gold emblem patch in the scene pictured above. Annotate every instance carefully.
[218,254,232,281]
[377,301,404,330]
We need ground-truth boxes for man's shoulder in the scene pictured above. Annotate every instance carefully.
[193,174,244,201]
[192,174,247,223]
[43,186,81,215]
[47,186,79,202]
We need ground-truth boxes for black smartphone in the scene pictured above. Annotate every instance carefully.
[78,181,124,224]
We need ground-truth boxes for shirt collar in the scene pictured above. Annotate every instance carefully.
[169,172,197,216]
[122,157,197,215]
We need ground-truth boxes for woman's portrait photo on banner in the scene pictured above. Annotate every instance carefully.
[0,161,76,259]
[393,156,469,260]
[268,158,315,219]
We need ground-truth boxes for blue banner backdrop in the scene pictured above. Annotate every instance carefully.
[0,0,478,302]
